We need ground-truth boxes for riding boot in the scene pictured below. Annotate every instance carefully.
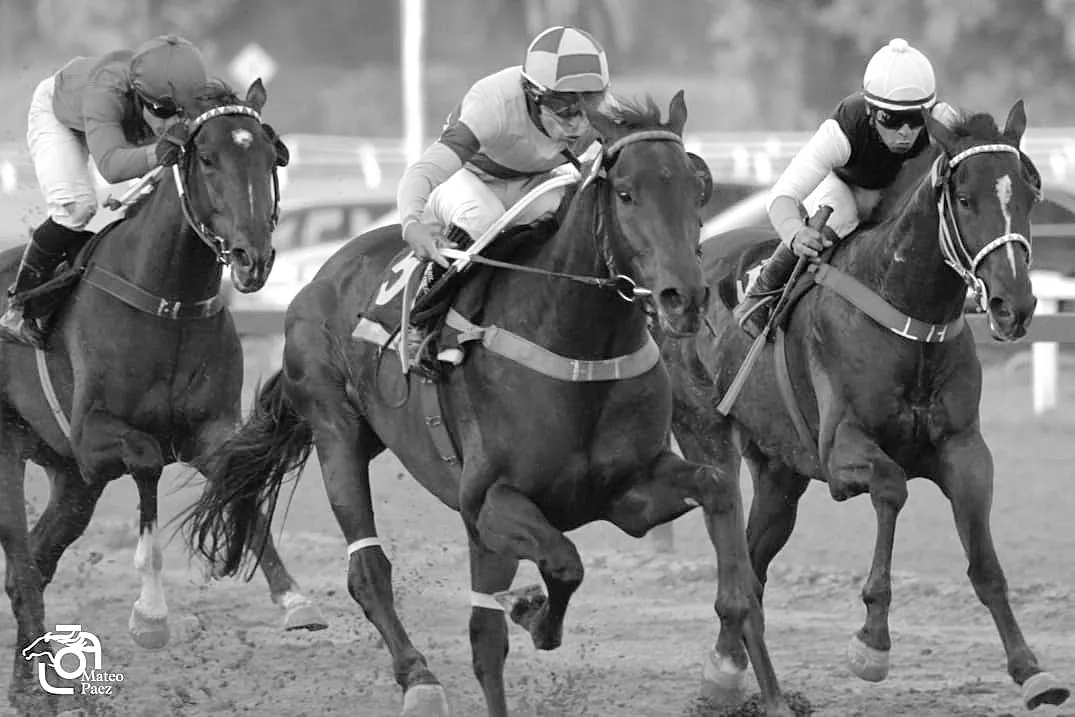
[409,224,474,373]
[732,241,799,339]
[0,219,76,348]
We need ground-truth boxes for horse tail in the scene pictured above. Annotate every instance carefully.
[182,369,314,579]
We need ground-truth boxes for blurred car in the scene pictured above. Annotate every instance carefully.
[227,206,399,312]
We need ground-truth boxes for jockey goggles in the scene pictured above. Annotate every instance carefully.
[874,108,925,130]
[137,90,180,119]
[540,92,592,119]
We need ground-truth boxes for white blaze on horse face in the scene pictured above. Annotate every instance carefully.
[232,128,254,148]
[995,174,1017,275]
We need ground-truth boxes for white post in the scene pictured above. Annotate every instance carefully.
[1032,299,1059,415]
[401,0,425,165]
[1031,271,1063,415]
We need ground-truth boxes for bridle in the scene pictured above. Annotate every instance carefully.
[171,104,282,265]
[932,142,1041,310]
[459,129,687,304]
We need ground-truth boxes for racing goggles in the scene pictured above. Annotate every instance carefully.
[875,108,925,130]
[137,90,180,119]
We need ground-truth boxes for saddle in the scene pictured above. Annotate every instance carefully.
[354,219,560,380]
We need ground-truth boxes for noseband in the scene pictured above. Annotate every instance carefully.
[173,104,282,265]
[932,143,1040,310]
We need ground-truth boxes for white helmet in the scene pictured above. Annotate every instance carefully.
[522,26,609,94]
[862,38,936,112]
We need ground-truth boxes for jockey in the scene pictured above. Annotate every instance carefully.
[735,37,961,337]
[0,34,207,348]
[395,25,609,365]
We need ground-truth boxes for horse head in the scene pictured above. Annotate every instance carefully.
[923,100,1040,341]
[585,91,711,336]
[172,78,287,293]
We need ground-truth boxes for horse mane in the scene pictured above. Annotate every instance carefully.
[869,110,1014,234]
[587,95,669,141]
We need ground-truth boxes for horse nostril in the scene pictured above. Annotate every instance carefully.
[988,296,1012,320]
[659,288,684,313]
[230,248,251,269]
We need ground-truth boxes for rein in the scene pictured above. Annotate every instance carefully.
[466,129,685,304]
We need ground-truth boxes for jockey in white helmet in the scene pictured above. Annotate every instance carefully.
[0,35,207,348]
[394,25,610,367]
[735,37,960,337]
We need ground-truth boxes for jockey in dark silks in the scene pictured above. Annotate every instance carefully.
[0,35,207,347]
[735,38,960,337]
[394,25,610,367]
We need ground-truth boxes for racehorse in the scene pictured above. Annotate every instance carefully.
[182,92,803,717]
[660,99,1070,711]
[0,79,325,714]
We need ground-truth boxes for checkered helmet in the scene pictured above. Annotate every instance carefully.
[522,26,609,94]
[862,38,936,111]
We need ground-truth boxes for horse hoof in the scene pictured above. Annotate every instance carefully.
[401,683,451,716]
[128,605,170,650]
[699,649,748,706]
[283,600,329,632]
[846,634,889,682]
[1022,671,1070,709]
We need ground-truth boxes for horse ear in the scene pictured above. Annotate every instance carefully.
[924,107,958,155]
[1003,99,1027,144]
[668,90,687,135]
[246,78,267,112]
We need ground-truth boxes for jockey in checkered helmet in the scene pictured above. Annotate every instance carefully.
[393,25,610,371]
[521,26,610,143]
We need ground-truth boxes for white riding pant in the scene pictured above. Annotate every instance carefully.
[803,172,882,239]
[26,75,98,230]
[422,164,578,241]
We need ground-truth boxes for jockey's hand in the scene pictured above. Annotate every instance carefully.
[790,225,830,259]
[403,221,450,268]
[154,123,189,167]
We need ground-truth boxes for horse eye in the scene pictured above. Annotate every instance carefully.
[956,194,970,208]
[616,190,632,204]
[198,152,214,167]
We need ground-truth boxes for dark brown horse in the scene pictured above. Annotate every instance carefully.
[0,80,325,715]
[183,93,802,717]
[661,100,1070,710]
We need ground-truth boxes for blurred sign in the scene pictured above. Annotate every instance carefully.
[229,43,278,88]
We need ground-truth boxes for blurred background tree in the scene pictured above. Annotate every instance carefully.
[0,0,1074,137]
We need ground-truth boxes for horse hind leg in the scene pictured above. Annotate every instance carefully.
[935,432,1069,710]
[315,411,449,716]
[186,419,327,632]
[469,481,583,653]
[466,535,519,717]
[0,446,53,711]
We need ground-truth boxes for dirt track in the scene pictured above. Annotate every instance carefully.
[2,350,1074,717]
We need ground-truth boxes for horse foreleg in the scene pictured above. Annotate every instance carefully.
[469,481,583,653]
[29,461,105,586]
[829,422,907,683]
[466,535,518,717]
[130,467,169,650]
[934,431,1070,710]
[742,451,810,605]
[602,449,793,717]
[186,417,326,633]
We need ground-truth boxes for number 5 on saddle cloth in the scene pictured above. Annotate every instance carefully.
[356,171,581,377]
